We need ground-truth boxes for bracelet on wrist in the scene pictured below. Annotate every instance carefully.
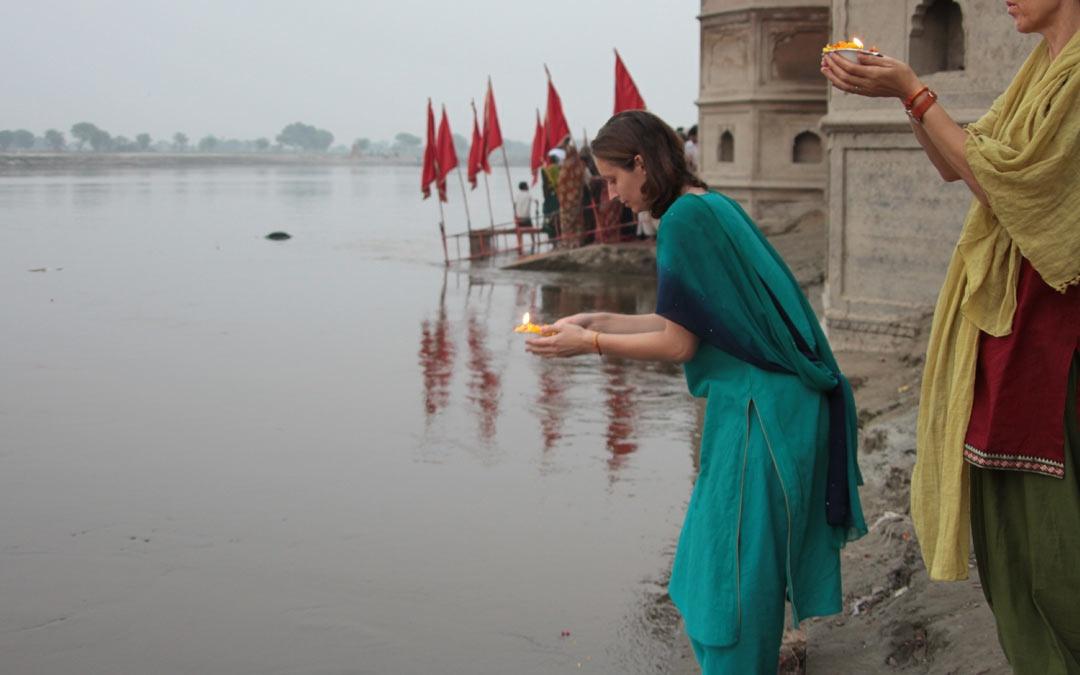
[903,85,930,110]
[909,89,939,123]
[593,330,603,357]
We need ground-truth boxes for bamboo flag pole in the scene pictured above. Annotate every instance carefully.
[455,164,473,233]
[432,154,449,265]
[487,77,516,221]
[482,170,496,229]
[471,99,496,229]
[436,195,449,265]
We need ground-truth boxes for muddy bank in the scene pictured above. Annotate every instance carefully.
[503,210,827,315]
[503,243,658,277]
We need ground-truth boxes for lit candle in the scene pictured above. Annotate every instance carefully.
[822,36,882,61]
[514,312,544,334]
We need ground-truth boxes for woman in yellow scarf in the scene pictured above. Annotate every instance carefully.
[823,1,1080,672]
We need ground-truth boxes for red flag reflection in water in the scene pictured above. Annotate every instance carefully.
[419,303,454,418]
[603,362,638,475]
[466,313,501,442]
[537,363,565,451]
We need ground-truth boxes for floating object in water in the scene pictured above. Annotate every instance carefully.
[265,231,292,241]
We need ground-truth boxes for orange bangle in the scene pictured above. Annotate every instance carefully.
[903,85,930,110]
[910,89,938,123]
[593,330,603,357]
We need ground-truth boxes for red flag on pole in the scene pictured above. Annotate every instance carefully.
[544,66,570,151]
[421,99,438,199]
[467,103,487,189]
[614,49,646,114]
[482,77,503,158]
[530,109,545,185]
[435,105,458,202]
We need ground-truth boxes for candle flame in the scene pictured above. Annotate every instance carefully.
[853,36,864,49]
[522,312,530,325]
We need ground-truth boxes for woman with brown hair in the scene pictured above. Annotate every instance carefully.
[823,2,1080,671]
[525,110,866,673]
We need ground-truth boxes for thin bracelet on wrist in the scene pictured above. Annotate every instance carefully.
[593,330,603,357]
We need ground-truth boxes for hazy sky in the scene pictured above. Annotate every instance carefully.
[4,0,701,145]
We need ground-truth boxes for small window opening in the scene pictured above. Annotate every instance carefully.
[718,130,735,163]
[792,131,822,164]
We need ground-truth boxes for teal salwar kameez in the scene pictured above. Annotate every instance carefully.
[658,193,867,673]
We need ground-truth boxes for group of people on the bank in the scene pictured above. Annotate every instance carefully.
[512,124,699,247]
[522,0,1080,672]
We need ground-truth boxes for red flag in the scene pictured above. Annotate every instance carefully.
[435,105,458,202]
[466,103,487,189]
[421,99,438,199]
[544,67,570,151]
[614,49,646,114]
[530,109,545,185]
[482,77,503,158]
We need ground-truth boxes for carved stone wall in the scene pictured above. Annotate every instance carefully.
[820,0,1033,350]
[699,0,1038,351]
[698,1,830,233]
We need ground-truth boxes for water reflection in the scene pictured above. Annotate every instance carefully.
[418,273,455,419]
[417,270,668,475]
[465,311,501,443]
[536,362,567,451]
[603,361,638,477]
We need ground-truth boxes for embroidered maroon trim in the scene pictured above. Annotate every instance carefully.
[964,443,1065,478]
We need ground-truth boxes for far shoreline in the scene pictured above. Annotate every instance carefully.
[0,152,423,174]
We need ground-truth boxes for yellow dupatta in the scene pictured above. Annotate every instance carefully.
[911,32,1080,581]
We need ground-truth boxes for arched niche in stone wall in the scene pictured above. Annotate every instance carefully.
[910,0,966,75]
[718,130,735,163]
[792,131,822,164]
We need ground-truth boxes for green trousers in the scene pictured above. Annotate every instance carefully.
[971,354,1080,675]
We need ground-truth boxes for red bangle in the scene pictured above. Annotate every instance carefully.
[903,85,930,110]
[910,89,938,123]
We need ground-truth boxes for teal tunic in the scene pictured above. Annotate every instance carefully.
[660,193,867,650]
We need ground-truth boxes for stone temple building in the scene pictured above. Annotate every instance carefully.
[698,0,1033,350]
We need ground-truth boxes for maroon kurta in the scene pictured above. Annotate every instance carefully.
[964,258,1080,477]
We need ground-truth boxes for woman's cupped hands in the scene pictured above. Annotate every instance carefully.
[821,51,922,100]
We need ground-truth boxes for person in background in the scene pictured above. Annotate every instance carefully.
[685,124,699,175]
[541,151,562,240]
[556,144,587,248]
[636,210,659,239]
[823,1,1080,671]
[513,181,535,229]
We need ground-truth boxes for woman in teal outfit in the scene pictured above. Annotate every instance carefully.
[526,111,867,673]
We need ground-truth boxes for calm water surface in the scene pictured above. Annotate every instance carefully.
[0,165,700,674]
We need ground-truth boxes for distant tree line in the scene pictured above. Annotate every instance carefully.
[1,121,532,163]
